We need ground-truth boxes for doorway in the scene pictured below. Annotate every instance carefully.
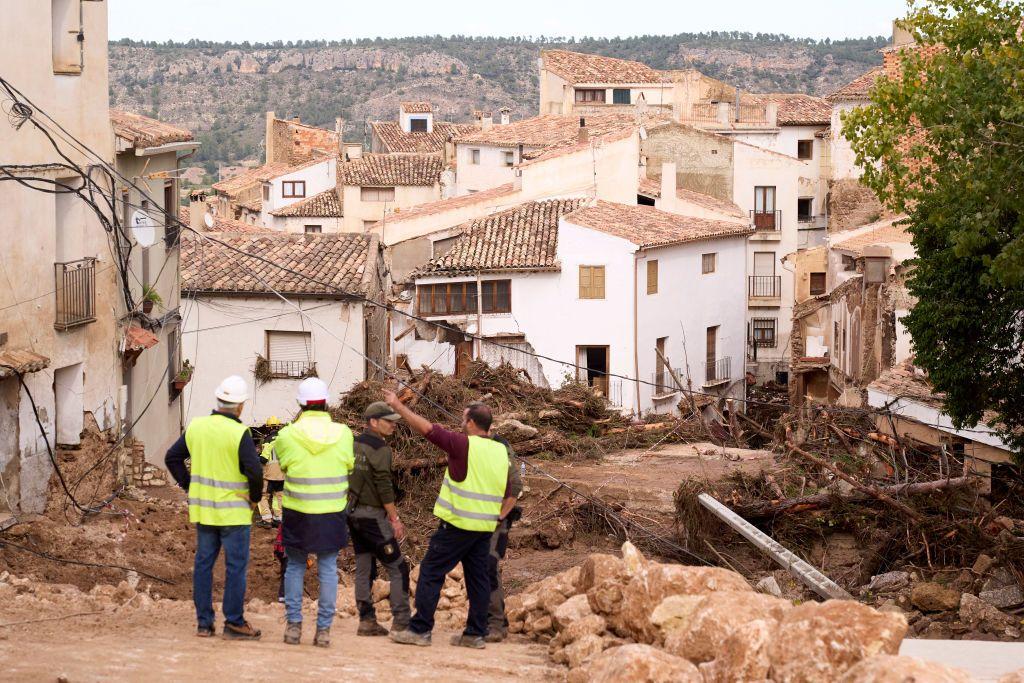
[576,346,610,396]
[454,340,474,377]
[54,363,83,447]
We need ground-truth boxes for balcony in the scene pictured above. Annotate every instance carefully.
[750,210,783,240]
[748,275,782,305]
[267,360,317,379]
[680,101,777,129]
[651,367,680,398]
[704,357,732,387]
[54,258,96,330]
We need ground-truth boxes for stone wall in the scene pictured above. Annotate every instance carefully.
[116,441,168,489]
[828,178,883,233]
[642,124,734,202]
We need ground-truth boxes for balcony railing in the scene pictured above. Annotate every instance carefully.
[268,360,317,379]
[749,275,782,298]
[651,367,679,396]
[751,210,782,232]
[54,258,96,330]
[705,357,732,385]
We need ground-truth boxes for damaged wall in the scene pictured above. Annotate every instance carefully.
[642,123,734,201]
[828,178,883,233]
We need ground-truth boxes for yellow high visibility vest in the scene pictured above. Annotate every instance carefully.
[433,435,508,532]
[185,414,253,526]
[275,411,354,515]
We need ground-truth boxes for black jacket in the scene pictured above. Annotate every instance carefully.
[164,411,263,503]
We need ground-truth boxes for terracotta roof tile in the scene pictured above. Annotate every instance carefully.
[211,162,296,197]
[337,154,443,187]
[401,102,432,113]
[637,178,745,218]
[744,93,832,126]
[269,117,339,165]
[830,216,912,257]
[565,200,753,249]
[455,112,647,149]
[0,347,50,378]
[270,189,343,218]
[868,361,1002,427]
[417,199,585,275]
[180,205,269,233]
[826,67,885,103]
[542,49,669,85]
[519,124,640,166]
[181,232,374,296]
[371,121,476,154]
[385,183,519,225]
[110,109,194,149]
[125,326,159,352]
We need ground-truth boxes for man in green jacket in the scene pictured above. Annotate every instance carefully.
[348,401,411,636]
[275,378,354,648]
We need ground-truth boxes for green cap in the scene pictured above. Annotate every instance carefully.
[364,401,401,421]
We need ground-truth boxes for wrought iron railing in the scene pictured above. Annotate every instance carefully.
[651,367,679,395]
[749,275,782,298]
[268,360,317,379]
[705,357,731,384]
[750,210,782,232]
[54,258,96,330]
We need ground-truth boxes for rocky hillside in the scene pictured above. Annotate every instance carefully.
[108,34,886,172]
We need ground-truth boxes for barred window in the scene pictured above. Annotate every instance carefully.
[752,318,777,348]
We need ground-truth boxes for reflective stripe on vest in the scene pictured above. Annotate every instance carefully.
[433,435,509,532]
[185,414,252,526]
[275,411,354,515]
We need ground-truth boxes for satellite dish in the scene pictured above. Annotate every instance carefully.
[203,213,214,229]
[130,209,156,247]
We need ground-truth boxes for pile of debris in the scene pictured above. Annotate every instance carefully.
[506,542,1024,682]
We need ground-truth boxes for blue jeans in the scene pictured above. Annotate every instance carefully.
[284,547,339,630]
[193,524,251,628]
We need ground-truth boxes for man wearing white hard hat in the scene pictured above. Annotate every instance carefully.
[165,375,264,641]
[274,377,354,648]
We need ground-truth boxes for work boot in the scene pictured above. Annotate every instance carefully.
[222,621,261,641]
[196,624,215,638]
[283,621,302,645]
[484,629,507,643]
[450,634,486,649]
[313,627,331,648]
[390,629,432,647]
[357,620,389,637]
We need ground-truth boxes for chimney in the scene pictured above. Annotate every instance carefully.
[765,101,779,127]
[499,107,511,125]
[292,116,301,123]
[473,110,484,129]
[335,117,345,157]
[265,111,276,164]
[189,191,210,232]
[577,117,588,144]
[892,19,915,47]
[660,162,677,206]
[481,113,493,130]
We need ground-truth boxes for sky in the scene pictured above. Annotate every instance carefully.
[108,0,909,43]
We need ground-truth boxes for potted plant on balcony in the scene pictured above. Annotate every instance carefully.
[141,285,162,315]
[172,359,193,391]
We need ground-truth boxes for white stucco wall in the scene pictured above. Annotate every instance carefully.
[266,215,344,234]
[830,102,867,180]
[181,296,366,426]
[260,157,337,217]
[455,144,524,195]
[343,184,440,233]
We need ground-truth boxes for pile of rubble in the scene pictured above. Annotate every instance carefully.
[0,569,174,622]
[504,542,1024,683]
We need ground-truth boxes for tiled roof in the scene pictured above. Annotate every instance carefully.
[826,67,885,103]
[110,109,194,149]
[519,124,639,166]
[238,197,262,213]
[868,361,1002,427]
[337,154,443,187]
[211,162,295,197]
[417,199,585,275]
[637,178,745,218]
[371,121,477,154]
[125,326,159,352]
[0,347,50,378]
[541,49,669,85]
[830,216,912,257]
[455,112,643,149]
[401,102,432,114]
[269,117,339,165]
[181,232,374,296]
[565,201,753,249]
[815,126,832,139]
[385,183,519,225]
[180,205,269,233]
[745,93,832,126]
[270,189,343,218]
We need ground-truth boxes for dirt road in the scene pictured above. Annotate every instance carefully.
[0,599,559,682]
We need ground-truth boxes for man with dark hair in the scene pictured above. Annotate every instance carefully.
[383,391,516,649]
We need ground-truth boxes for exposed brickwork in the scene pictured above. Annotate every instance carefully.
[827,178,884,233]
[269,118,339,165]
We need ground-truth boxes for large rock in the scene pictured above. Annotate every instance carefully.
[491,418,539,443]
[756,575,783,597]
[979,584,1024,610]
[569,644,702,683]
[837,655,973,682]
[553,594,594,630]
[960,593,1013,633]
[699,618,775,683]
[911,582,961,612]
[662,591,791,663]
[649,595,704,635]
[577,553,628,604]
[862,571,911,595]
[563,633,605,669]
[768,599,908,683]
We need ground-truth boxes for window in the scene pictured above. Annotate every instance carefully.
[752,318,777,348]
[409,117,428,132]
[265,330,315,378]
[864,257,888,284]
[753,186,777,230]
[360,186,395,202]
[798,198,813,223]
[304,224,322,234]
[575,89,606,103]
[576,346,610,397]
[654,336,672,394]
[646,260,658,295]
[417,280,509,316]
[797,139,814,160]
[502,151,514,167]
[262,184,270,201]
[578,265,605,299]
[166,322,181,400]
[612,88,631,105]
[481,280,511,313]
[470,149,481,165]
[809,272,826,295]
[52,0,81,74]
[702,253,717,274]
[163,182,178,250]
[282,181,306,198]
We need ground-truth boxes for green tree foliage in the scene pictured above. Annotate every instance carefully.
[844,0,1024,458]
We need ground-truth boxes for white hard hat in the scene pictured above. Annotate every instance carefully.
[296,377,330,406]
[214,375,249,404]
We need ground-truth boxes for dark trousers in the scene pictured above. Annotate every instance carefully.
[487,518,511,631]
[409,521,492,637]
[193,523,251,628]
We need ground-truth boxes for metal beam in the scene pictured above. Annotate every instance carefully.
[697,492,853,600]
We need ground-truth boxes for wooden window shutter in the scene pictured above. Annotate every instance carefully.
[579,266,591,298]
[647,260,658,294]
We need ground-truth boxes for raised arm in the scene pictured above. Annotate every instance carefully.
[383,390,432,436]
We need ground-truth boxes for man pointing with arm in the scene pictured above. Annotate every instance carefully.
[384,391,515,649]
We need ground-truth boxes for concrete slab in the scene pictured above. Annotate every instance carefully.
[899,639,1024,681]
